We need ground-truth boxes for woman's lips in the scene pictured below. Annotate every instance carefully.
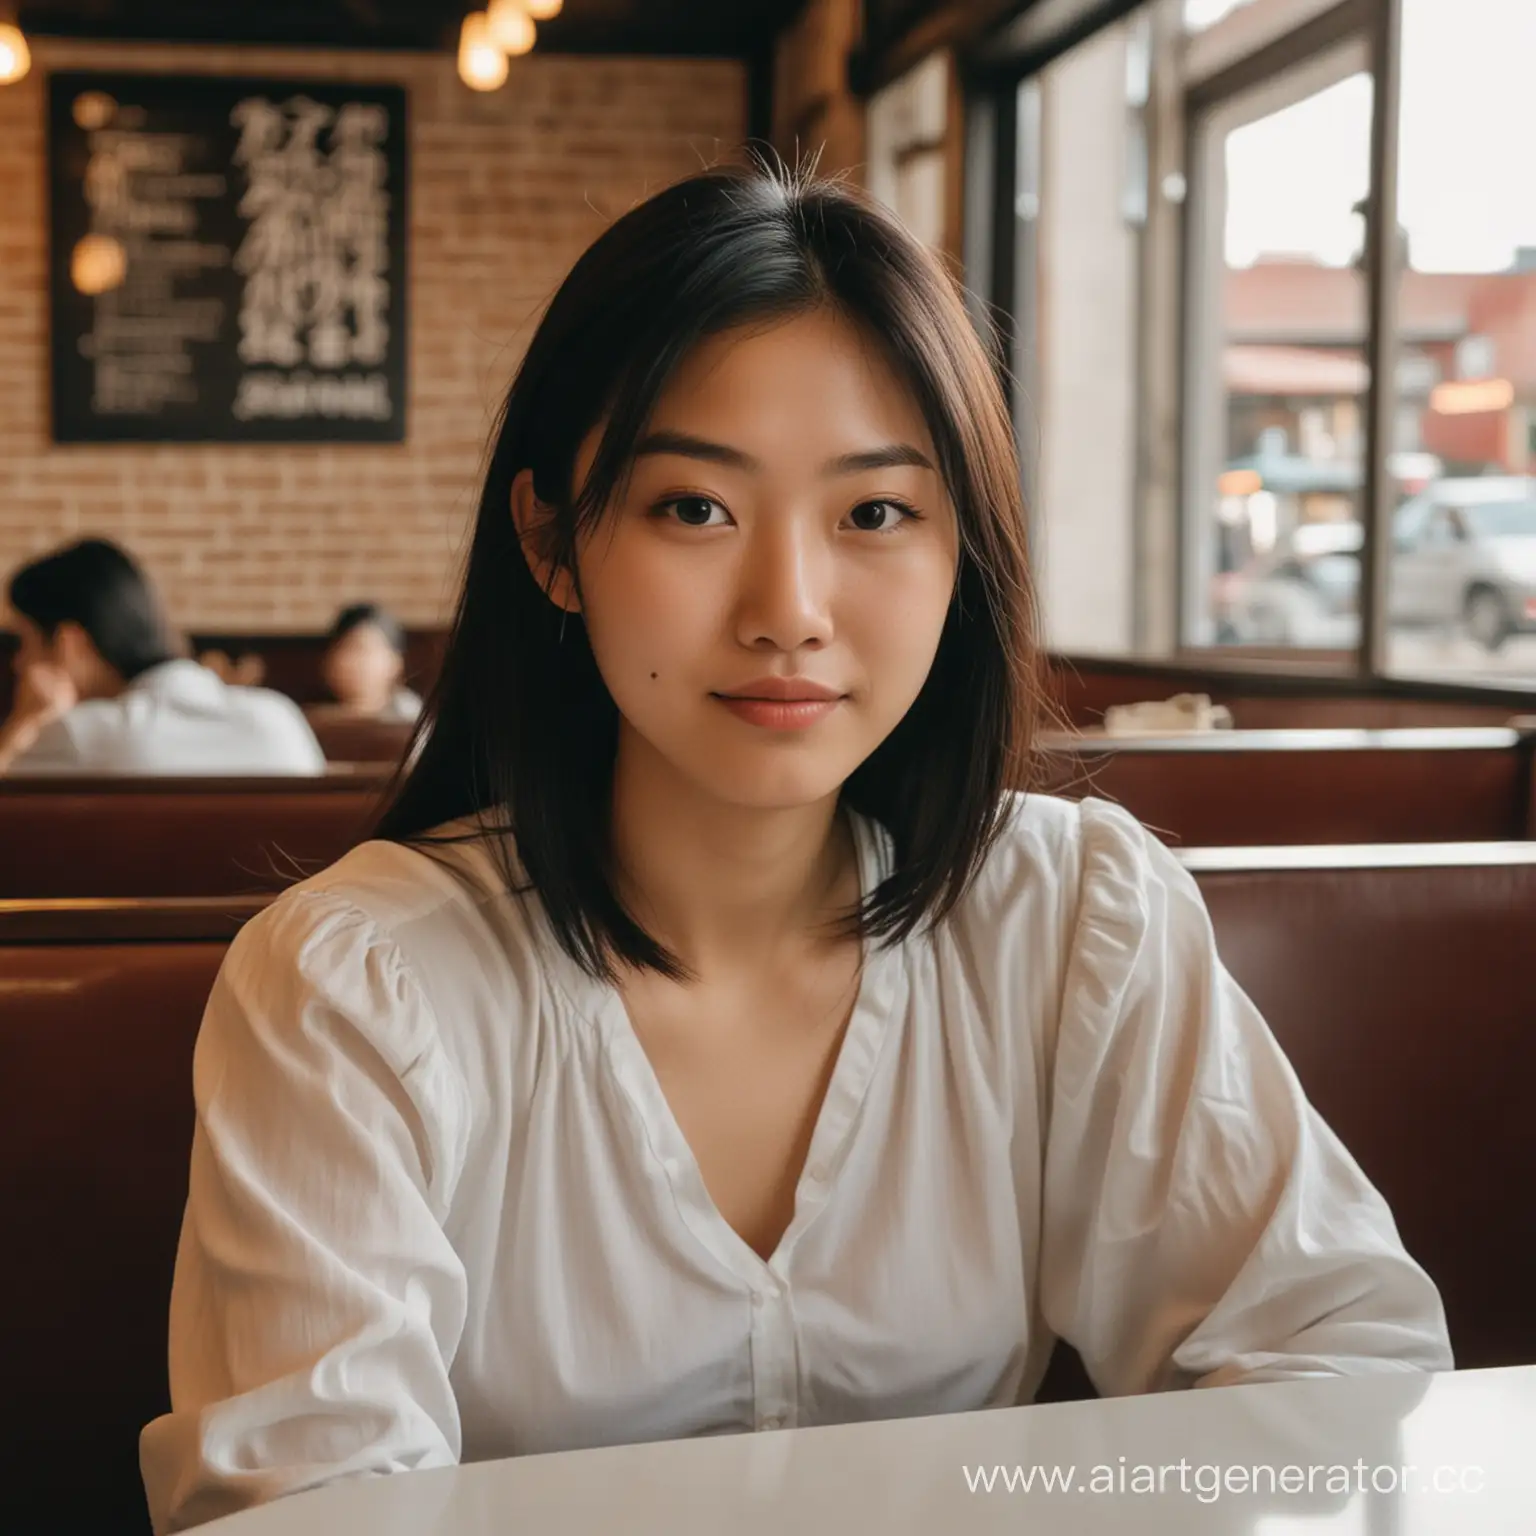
[710,695,844,730]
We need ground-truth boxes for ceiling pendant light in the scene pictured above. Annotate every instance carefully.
[487,0,536,55]
[457,11,509,91]
[0,13,31,86]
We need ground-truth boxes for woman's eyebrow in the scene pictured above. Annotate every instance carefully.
[822,444,935,475]
[633,430,756,470]
[632,431,935,477]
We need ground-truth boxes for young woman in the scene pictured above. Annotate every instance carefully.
[140,163,1450,1533]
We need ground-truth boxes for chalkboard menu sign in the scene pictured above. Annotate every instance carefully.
[48,72,408,443]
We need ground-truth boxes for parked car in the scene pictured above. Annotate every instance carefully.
[1227,477,1536,651]
[1226,521,1363,648]
[1390,476,1536,650]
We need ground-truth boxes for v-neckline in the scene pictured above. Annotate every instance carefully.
[546,806,907,1289]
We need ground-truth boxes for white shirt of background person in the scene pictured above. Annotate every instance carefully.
[12,655,325,775]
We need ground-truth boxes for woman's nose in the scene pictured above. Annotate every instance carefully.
[732,519,836,653]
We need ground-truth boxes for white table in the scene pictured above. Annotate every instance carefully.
[205,1366,1536,1534]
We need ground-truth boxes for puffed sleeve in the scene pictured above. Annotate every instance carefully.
[139,890,472,1534]
[1037,798,1452,1395]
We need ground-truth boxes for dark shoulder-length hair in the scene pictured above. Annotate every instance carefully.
[377,157,1057,984]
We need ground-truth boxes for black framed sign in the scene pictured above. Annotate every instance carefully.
[48,72,408,443]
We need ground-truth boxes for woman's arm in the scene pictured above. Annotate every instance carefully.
[1037,799,1451,1395]
[140,891,471,1533]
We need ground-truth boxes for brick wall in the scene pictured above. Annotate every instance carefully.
[0,41,745,629]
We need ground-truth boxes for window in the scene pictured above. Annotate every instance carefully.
[971,0,1536,697]
[1184,0,1260,30]
[1183,36,1372,654]
[1383,0,1536,684]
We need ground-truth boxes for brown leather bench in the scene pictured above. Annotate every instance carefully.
[6,845,1534,1527]
[0,771,388,898]
[304,710,418,766]
[185,628,448,707]
[0,897,265,1535]
[1038,727,1536,845]
[1190,841,1536,1371]
[1038,840,1536,1402]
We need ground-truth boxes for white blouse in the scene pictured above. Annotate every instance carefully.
[139,793,1451,1533]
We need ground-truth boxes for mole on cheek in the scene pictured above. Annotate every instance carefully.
[650,671,658,679]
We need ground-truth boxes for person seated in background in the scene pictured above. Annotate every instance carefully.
[314,602,423,723]
[0,538,325,776]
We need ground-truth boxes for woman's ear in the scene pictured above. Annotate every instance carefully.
[511,468,579,614]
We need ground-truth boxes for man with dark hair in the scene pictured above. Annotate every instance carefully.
[0,538,324,775]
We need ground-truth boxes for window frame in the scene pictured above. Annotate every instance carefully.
[1178,9,1373,662]
[962,0,1536,703]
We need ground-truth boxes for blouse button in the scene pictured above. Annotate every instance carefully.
[750,1290,765,1308]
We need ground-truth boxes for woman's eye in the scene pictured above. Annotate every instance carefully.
[847,499,916,534]
[655,496,917,533]
[659,496,728,527]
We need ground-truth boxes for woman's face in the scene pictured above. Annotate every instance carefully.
[545,307,961,812]
[323,622,402,710]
